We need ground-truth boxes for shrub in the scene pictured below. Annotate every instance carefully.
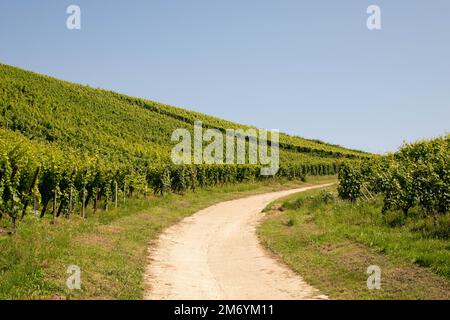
[318,190,335,204]
[409,214,450,239]
[282,197,304,210]
[338,135,450,219]
[337,162,362,202]
[383,211,406,227]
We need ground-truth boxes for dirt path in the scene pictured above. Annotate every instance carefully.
[144,184,333,300]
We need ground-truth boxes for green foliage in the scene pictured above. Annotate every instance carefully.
[282,198,305,210]
[317,190,335,204]
[0,63,366,166]
[0,63,362,226]
[337,162,362,202]
[338,135,450,217]
[408,214,450,239]
[260,187,450,299]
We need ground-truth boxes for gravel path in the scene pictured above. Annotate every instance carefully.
[144,184,333,300]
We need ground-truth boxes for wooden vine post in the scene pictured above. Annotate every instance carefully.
[11,198,16,233]
[82,188,86,218]
[10,165,19,232]
[69,186,73,217]
[123,181,126,205]
[115,181,118,209]
[93,189,98,214]
[52,189,57,224]
[33,185,38,218]
[21,166,40,219]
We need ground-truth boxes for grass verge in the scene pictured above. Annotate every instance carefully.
[258,187,450,300]
[0,176,335,299]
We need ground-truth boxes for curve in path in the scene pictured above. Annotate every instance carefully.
[144,184,334,300]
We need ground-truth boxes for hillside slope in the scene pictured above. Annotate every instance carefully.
[0,63,368,224]
[0,63,366,166]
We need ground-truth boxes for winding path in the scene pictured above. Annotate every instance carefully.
[144,184,333,300]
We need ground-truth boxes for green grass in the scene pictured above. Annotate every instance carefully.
[259,187,450,300]
[0,176,335,300]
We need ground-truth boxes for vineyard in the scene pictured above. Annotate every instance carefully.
[338,135,450,227]
[0,64,366,229]
[257,136,450,292]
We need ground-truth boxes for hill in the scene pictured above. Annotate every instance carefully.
[0,63,368,224]
[0,64,366,163]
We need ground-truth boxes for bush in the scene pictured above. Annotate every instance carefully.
[383,211,406,227]
[282,197,304,210]
[409,214,450,239]
[318,190,335,204]
[338,135,450,219]
[337,162,362,202]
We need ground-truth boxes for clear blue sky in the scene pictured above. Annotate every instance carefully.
[1,0,449,153]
